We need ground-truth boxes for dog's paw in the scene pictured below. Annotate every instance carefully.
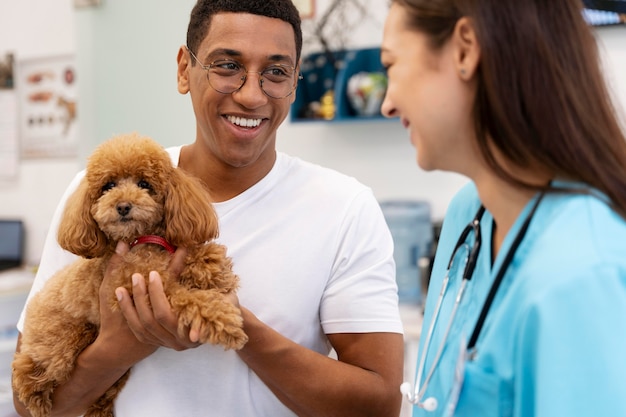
[204,315,248,350]
[173,293,248,350]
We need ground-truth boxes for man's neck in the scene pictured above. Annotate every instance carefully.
[178,143,276,202]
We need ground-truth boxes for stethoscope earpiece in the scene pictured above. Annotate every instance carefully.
[400,382,412,397]
[421,397,438,412]
[400,381,438,411]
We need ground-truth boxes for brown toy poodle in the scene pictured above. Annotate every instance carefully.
[12,133,248,417]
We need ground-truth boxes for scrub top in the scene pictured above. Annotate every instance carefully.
[412,182,626,417]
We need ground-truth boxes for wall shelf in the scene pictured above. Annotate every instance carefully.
[291,47,390,123]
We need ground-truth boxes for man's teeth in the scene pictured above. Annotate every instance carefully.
[227,115,262,128]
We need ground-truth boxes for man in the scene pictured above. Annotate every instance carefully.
[13,1,404,416]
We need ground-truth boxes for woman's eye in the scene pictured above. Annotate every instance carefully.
[138,180,152,190]
[101,181,115,192]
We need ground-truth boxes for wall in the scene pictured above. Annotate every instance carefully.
[1,0,625,266]
[0,0,79,265]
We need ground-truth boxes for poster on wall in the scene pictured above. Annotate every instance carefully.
[0,52,19,179]
[16,54,78,159]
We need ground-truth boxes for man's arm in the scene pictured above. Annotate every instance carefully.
[237,308,404,417]
[124,273,404,417]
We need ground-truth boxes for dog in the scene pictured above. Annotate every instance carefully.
[12,133,248,417]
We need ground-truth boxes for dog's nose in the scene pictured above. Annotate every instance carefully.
[116,202,132,217]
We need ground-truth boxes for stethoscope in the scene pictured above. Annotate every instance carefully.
[401,191,546,412]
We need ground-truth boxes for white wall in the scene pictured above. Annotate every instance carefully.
[1,0,625,266]
[0,0,79,265]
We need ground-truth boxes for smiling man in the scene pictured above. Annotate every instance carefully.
[13,1,405,417]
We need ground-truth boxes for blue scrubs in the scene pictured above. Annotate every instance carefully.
[412,182,626,417]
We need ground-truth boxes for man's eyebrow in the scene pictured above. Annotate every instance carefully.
[207,49,294,66]
[206,48,242,60]
[267,54,295,66]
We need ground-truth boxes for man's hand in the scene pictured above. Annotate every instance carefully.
[94,241,157,365]
[115,245,202,350]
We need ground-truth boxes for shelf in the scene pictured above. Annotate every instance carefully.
[289,114,397,124]
[291,47,389,123]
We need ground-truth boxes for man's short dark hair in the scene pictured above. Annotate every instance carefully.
[187,0,303,63]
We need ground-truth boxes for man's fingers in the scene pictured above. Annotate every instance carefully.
[101,241,131,299]
[115,241,130,256]
[147,271,177,329]
[117,274,158,345]
[147,271,201,349]
[107,241,130,270]
[168,247,188,277]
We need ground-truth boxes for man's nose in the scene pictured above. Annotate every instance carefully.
[232,72,269,108]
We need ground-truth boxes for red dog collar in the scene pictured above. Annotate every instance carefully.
[130,235,177,254]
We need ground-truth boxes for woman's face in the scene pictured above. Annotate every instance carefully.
[381,3,478,175]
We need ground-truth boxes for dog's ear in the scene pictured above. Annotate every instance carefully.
[57,177,109,258]
[164,169,219,246]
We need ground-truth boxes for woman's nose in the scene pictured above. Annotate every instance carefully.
[380,91,397,118]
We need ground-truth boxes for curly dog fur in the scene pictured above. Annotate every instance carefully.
[12,133,248,417]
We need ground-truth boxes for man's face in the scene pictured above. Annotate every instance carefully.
[180,12,298,170]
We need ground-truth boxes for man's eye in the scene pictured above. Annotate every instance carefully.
[212,60,242,74]
[263,66,292,80]
[138,180,152,190]
[102,181,115,192]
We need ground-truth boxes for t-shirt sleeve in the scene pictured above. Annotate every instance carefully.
[320,188,404,334]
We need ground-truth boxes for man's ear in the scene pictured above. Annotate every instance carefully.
[177,45,190,94]
[289,62,302,105]
[452,17,480,80]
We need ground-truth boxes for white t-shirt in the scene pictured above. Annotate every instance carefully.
[19,148,403,417]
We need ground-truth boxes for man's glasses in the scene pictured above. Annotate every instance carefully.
[187,47,301,99]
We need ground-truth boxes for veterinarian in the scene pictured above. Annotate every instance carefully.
[13,1,404,417]
[380,1,626,416]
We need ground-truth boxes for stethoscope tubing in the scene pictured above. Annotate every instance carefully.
[407,191,546,407]
[414,277,468,403]
[413,274,448,402]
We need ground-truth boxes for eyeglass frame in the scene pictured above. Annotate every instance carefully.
[186,46,302,99]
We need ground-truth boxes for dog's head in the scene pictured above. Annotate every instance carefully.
[57,133,219,258]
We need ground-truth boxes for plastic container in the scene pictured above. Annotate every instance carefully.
[380,200,432,305]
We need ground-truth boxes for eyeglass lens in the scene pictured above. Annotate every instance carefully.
[209,60,296,98]
[188,48,297,99]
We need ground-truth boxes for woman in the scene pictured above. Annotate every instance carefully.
[381,1,626,416]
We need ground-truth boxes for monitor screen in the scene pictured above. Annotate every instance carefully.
[583,0,626,26]
[0,220,24,270]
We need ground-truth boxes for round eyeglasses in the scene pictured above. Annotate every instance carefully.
[187,47,301,99]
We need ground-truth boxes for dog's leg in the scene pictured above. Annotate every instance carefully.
[168,285,248,350]
[11,353,56,417]
[12,320,98,417]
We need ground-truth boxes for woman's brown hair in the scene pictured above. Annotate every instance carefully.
[392,0,626,217]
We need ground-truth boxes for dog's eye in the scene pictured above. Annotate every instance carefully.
[138,180,152,190]
[101,181,116,192]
